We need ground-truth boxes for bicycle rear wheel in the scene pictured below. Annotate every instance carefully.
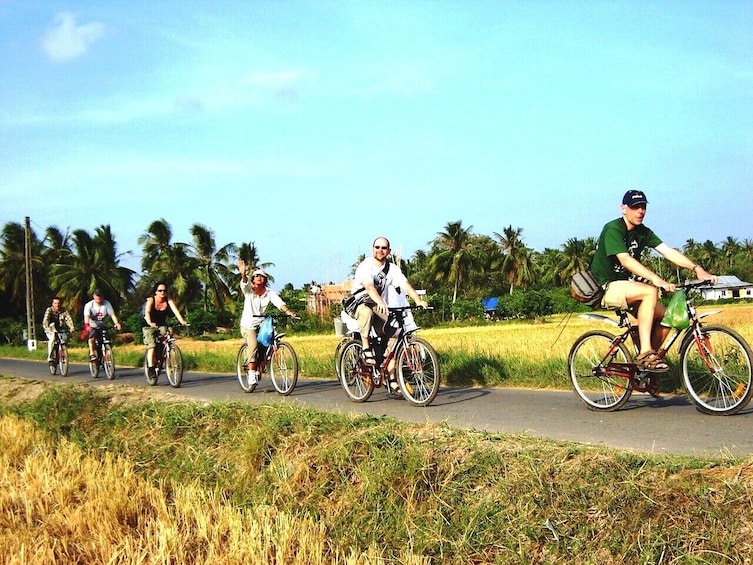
[568,330,632,411]
[102,344,115,380]
[58,344,69,377]
[396,336,440,407]
[236,344,257,393]
[166,345,184,388]
[680,325,753,415]
[333,337,354,376]
[269,342,298,395]
[339,341,374,402]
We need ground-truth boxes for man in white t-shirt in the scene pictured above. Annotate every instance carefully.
[350,236,427,372]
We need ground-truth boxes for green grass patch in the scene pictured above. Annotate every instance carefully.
[2,377,753,563]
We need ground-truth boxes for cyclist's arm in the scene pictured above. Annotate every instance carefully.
[655,243,717,283]
[63,311,75,332]
[167,299,189,325]
[404,281,428,308]
[615,252,674,291]
[42,308,52,331]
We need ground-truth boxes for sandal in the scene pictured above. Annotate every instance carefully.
[361,348,377,366]
[636,350,669,373]
[387,378,402,396]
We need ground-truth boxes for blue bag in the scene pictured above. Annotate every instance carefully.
[257,317,274,347]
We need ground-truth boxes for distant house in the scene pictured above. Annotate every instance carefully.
[697,275,753,301]
[307,280,352,316]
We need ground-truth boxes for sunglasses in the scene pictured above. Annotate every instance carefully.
[374,246,389,250]
[156,289,167,292]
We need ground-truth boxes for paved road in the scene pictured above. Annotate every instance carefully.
[2,357,753,457]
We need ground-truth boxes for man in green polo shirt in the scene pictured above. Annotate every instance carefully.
[591,190,716,372]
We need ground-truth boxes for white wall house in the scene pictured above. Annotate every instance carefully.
[697,275,753,300]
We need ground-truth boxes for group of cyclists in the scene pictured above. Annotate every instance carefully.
[41,189,723,390]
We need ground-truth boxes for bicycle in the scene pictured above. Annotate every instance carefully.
[336,306,440,407]
[89,328,116,380]
[144,326,184,388]
[568,281,753,415]
[236,315,299,395]
[48,330,70,377]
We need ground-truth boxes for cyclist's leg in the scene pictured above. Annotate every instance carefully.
[45,331,55,362]
[87,329,97,359]
[241,327,259,370]
[143,326,158,369]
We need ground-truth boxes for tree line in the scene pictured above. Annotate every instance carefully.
[1,218,751,343]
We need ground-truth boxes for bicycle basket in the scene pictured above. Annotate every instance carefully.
[257,317,274,347]
[660,289,689,329]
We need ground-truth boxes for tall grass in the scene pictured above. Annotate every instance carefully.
[2,379,753,564]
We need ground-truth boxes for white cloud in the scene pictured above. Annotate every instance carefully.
[41,12,105,62]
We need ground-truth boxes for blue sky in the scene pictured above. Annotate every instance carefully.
[2,1,751,289]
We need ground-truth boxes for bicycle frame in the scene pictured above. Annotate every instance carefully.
[580,285,719,392]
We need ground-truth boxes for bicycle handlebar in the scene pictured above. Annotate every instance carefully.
[388,305,433,311]
[677,280,714,291]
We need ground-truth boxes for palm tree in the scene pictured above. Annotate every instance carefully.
[495,225,534,294]
[48,226,135,314]
[188,224,236,311]
[720,236,740,270]
[556,237,596,285]
[139,219,198,305]
[0,221,45,317]
[426,221,476,313]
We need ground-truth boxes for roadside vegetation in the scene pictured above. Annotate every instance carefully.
[2,378,753,564]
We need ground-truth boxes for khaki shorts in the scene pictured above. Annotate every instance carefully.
[602,280,639,314]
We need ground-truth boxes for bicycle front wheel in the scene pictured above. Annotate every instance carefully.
[568,330,632,411]
[339,341,374,402]
[680,325,753,415]
[166,345,184,388]
[102,344,115,380]
[236,344,256,393]
[49,344,57,375]
[269,342,298,395]
[58,344,69,377]
[396,336,440,407]
[144,354,158,385]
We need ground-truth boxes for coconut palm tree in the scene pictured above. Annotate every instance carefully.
[495,225,534,294]
[427,221,477,310]
[188,224,236,311]
[48,226,135,314]
[138,219,198,305]
[556,237,596,285]
[720,236,740,270]
[0,221,45,317]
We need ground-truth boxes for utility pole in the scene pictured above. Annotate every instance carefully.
[24,216,37,350]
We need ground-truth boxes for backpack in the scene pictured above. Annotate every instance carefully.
[342,261,390,316]
[570,270,605,308]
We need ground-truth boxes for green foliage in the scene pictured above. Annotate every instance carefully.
[186,309,219,335]
[450,299,485,321]
[0,317,24,345]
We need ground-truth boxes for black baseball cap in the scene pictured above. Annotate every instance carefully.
[623,190,648,206]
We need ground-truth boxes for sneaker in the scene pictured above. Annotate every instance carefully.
[248,370,259,386]
[48,358,55,365]
[147,366,156,378]
[89,354,98,363]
